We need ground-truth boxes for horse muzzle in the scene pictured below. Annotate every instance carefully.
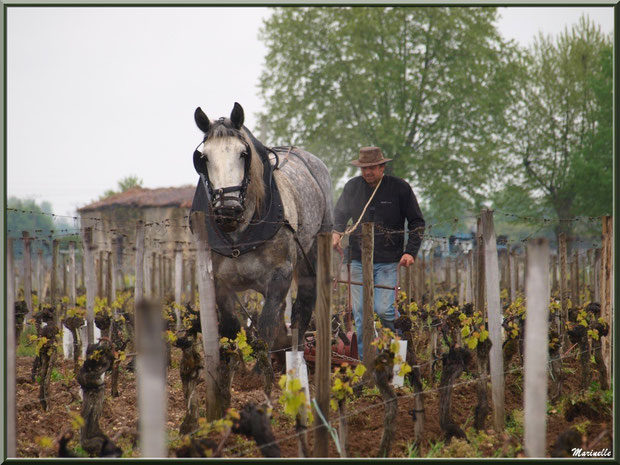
[214,204,244,232]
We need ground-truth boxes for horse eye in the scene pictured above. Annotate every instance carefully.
[240,150,249,159]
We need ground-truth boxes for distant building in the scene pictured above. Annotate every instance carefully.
[78,186,196,271]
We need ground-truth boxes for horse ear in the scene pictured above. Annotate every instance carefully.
[194,107,211,133]
[230,102,244,129]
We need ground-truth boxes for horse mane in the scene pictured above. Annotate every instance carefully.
[203,119,266,214]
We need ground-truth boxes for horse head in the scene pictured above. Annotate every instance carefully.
[193,102,264,233]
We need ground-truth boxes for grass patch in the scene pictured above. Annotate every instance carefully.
[17,324,37,357]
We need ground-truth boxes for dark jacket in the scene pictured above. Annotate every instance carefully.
[333,175,425,263]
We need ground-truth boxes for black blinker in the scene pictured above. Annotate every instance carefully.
[193,150,208,176]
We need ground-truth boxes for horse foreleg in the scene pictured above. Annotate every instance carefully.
[291,241,317,339]
[258,268,293,348]
[215,291,242,340]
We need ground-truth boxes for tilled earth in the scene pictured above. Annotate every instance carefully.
[15,349,613,458]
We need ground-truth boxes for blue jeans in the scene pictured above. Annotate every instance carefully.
[350,260,398,360]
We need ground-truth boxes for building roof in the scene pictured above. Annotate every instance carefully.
[78,186,196,212]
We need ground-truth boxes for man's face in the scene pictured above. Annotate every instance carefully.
[360,163,385,187]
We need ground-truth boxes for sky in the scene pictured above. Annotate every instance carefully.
[7,6,614,218]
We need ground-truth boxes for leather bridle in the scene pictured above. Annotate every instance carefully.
[192,128,252,211]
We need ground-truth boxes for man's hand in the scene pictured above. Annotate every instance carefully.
[399,253,415,267]
[332,232,343,254]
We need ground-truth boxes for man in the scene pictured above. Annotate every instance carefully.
[332,146,425,359]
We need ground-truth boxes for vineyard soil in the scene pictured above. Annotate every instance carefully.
[16,351,612,458]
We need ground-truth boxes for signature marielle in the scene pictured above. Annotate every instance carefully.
[572,448,612,457]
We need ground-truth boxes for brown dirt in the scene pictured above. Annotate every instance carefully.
[15,348,613,458]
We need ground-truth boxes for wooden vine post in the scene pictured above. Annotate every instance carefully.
[508,251,517,303]
[151,251,157,298]
[69,242,77,305]
[22,231,34,318]
[551,254,558,295]
[313,233,333,458]
[135,221,145,304]
[601,216,612,387]
[81,228,96,345]
[429,242,434,304]
[513,250,519,296]
[114,234,125,291]
[7,238,17,457]
[37,249,44,304]
[51,239,60,315]
[174,243,183,329]
[420,251,426,305]
[475,218,485,320]
[586,249,593,299]
[572,249,579,307]
[136,299,167,457]
[558,233,568,345]
[524,238,551,457]
[107,251,114,306]
[453,256,460,302]
[191,211,223,421]
[62,253,68,298]
[190,258,196,306]
[481,209,504,432]
[466,250,473,304]
[98,250,105,300]
[161,252,166,299]
[361,222,376,377]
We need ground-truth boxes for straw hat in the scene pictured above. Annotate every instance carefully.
[350,146,392,167]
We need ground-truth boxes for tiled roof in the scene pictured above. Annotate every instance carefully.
[78,186,195,212]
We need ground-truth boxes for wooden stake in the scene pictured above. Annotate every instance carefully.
[135,221,145,304]
[558,233,568,344]
[143,239,151,299]
[174,245,183,329]
[7,239,17,457]
[190,258,196,307]
[453,256,459,302]
[514,250,520,296]
[507,250,514,304]
[551,254,558,295]
[466,250,473,304]
[98,250,105,300]
[429,244,434,304]
[313,233,333,458]
[481,209,504,432]
[114,234,125,291]
[524,238,551,457]
[361,222,376,375]
[22,231,34,318]
[69,242,76,306]
[191,211,223,421]
[151,251,157,298]
[51,239,59,309]
[475,218,485,320]
[594,248,601,303]
[420,252,426,305]
[37,249,44,304]
[601,216,612,387]
[136,299,167,458]
[62,253,68,298]
[81,228,96,345]
[107,251,114,306]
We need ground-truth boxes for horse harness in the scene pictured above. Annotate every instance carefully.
[190,141,317,276]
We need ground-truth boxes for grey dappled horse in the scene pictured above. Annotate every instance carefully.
[190,102,333,352]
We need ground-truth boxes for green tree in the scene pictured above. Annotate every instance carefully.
[100,175,144,199]
[7,197,72,259]
[259,7,523,221]
[502,16,612,240]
